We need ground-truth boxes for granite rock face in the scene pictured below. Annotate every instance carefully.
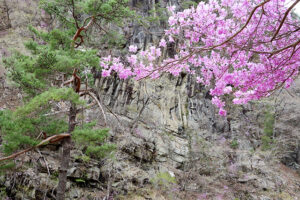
[1,0,300,199]
[0,0,11,31]
[90,68,300,199]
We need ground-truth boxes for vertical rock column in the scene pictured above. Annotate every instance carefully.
[0,0,11,31]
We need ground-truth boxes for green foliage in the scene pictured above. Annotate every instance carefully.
[261,135,273,151]
[27,27,73,51]
[150,172,176,189]
[145,4,168,25]
[2,52,46,96]
[0,0,129,179]
[14,88,82,117]
[0,88,77,157]
[0,186,7,199]
[230,139,239,149]
[181,0,201,9]
[75,155,91,163]
[73,122,116,159]
[0,94,70,156]
[75,178,86,183]
[261,109,275,151]
[100,31,127,49]
[42,119,69,135]
[40,0,133,27]
[3,33,99,96]
[0,110,40,155]
[0,162,15,174]
[263,110,275,137]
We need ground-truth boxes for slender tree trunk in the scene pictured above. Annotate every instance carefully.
[56,102,76,200]
[56,14,92,199]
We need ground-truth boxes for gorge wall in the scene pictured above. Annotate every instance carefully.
[1,0,300,199]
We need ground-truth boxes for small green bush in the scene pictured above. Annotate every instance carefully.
[73,121,116,159]
[261,109,275,151]
[150,172,176,189]
[261,135,273,151]
[0,187,7,199]
[230,139,239,149]
[263,110,275,137]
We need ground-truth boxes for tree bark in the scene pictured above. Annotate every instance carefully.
[56,11,90,198]
[56,102,76,200]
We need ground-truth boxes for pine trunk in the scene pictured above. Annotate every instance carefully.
[56,102,77,200]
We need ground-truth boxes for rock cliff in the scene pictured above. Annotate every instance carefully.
[0,0,300,199]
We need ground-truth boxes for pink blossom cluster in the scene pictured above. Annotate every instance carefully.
[101,0,300,116]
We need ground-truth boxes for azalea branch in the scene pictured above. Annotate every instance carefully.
[137,0,272,80]
[271,0,300,41]
[195,0,271,51]
[246,38,300,56]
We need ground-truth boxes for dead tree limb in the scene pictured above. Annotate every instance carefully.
[0,133,71,162]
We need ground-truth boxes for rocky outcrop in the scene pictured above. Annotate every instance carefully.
[1,0,300,199]
[87,71,300,199]
[0,0,10,31]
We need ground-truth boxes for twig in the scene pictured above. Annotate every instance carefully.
[43,109,69,117]
[37,149,51,176]
[130,97,150,131]
[76,102,97,113]
[103,103,122,126]
[71,0,79,29]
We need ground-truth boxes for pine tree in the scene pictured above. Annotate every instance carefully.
[0,0,132,199]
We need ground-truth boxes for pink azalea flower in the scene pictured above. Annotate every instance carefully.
[159,39,167,47]
[129,45,137,53]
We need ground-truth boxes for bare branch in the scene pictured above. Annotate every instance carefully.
[71,0,79,29]
[0,133,71,162]
[103,103,123,126]
[62,77,74,87]
[83,16,95,30]
[80,91,107,126]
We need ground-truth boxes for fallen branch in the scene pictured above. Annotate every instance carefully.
[0,133,71,162]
